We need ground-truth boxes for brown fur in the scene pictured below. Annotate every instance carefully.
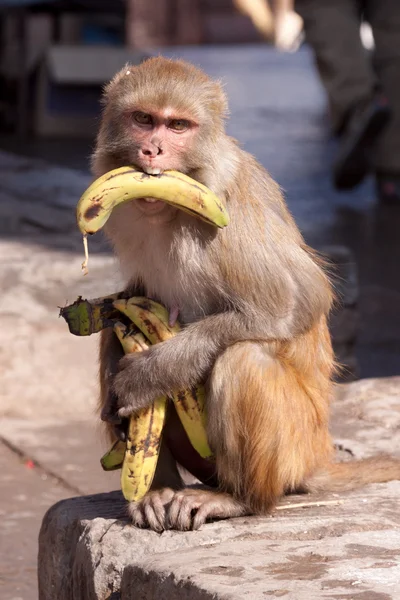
[94,57,400,531]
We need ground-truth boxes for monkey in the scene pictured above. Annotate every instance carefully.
[92,56,400,532]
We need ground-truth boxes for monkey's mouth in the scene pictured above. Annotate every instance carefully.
[143,166,163,175]
[136,197,169,215]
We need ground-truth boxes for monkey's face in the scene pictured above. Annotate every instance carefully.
[126,108,199,220]
[130,109,198,175]
[95,58,229,221]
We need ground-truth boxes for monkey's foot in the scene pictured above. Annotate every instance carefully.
[128,488,175,533]
[168,488,247,531]
[129,488,248,532]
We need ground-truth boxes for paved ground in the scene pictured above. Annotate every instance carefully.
[0,44,399,599]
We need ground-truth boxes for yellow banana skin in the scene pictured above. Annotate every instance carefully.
[113,297,213,459]
[113,297,180,343]
[114,321,167,502]
[77,166,229,235]
[173,386,212,459]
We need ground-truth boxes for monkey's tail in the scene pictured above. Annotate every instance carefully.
[305,456,400,493]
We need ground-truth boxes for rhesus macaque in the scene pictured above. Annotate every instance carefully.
[93,57,400,532]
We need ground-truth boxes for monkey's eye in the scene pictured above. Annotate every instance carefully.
[169,119,190,132]
[132,112,153,126]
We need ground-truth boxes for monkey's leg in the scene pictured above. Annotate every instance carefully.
[206,341,332,515]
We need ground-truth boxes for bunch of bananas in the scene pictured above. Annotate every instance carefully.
[61,295,213,502]
[61,166,227,502]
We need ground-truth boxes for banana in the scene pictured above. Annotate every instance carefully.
[113,321,167,502]
[114,297,213,459]
[173,386,213,459]
[59,291,124,336]
[77,166,229,235]
[113,297,180,343]
[76,167,229,274]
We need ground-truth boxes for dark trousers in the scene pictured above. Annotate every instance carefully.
[296,0,400,173]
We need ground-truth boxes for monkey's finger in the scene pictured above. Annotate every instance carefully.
[168,492,201,531]
[192,497,247,530]
[142,494,167,532]
[129,501,146,528]
[100,402,122,423]
[192,501,221,530]
[112,418,129,441]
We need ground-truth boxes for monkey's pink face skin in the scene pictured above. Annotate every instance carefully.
[129,108,198,174]
[128,108,198,219]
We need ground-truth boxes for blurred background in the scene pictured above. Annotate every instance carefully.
[0,1,399,598]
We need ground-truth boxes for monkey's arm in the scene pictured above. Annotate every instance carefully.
[113,288,328,418]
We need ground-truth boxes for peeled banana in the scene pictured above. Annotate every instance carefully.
[114,321,167,502]
[113,297,213,459]
[76,167,229,273]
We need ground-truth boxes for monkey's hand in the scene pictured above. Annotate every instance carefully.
[113,347,166,417]
[112,313,232,417]
[112,304,308,419]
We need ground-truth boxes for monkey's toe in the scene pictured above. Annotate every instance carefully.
[128,488,175,532]
[168,491,201,531]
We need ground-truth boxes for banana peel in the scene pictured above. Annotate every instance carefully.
[113,321,167,502]
[113,297,180,343]
[59,292,125,336]
[113,297,213,459]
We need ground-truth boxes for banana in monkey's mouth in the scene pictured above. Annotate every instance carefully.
[77,166,229,274]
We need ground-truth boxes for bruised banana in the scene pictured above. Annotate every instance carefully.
[59,291,125,336]
[113,321,167,502]
[113,297,213,459]
[76,167,229,274]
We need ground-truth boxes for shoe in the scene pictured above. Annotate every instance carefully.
[333,94,391,190]
[376,173,400,204]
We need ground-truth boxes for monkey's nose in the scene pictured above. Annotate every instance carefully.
[140,143,163,158]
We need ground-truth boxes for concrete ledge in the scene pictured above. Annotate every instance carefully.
[38,482,400,599]
[38,377,400,599]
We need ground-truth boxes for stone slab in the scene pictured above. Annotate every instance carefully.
[38,482,400,600]
[37,376,400,599]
